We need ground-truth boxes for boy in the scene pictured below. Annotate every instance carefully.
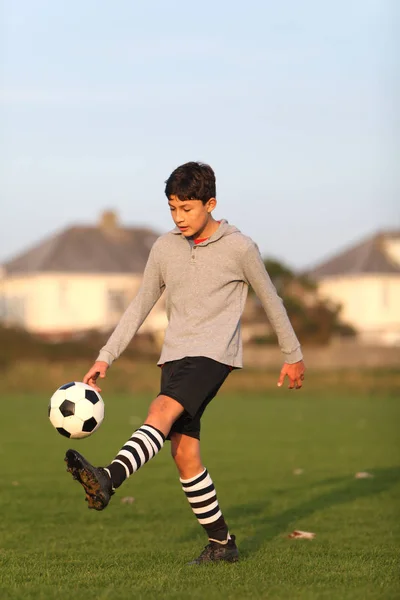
[65,162,305,565]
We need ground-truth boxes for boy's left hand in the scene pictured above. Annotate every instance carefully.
[277,360,305,390]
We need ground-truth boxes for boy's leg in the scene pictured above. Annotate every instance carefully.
[105,394,183,488]
[65,356,230,512]
[171,432,238,563]
[65,394,183,510]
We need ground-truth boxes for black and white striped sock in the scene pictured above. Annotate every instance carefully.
[105,424,165,489]
[180,468,230,543]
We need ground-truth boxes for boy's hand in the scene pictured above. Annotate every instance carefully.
[83,361,109,392]
[277,360,305,390]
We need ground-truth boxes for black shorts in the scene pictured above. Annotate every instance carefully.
[159,356,230,440]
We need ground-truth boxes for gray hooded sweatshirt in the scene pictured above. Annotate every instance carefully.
[97,220,303,368]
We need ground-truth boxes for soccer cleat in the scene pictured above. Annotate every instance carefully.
[187,535,239,565]
[65,449,114,511]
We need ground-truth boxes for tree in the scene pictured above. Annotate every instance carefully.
[248,258,356,345]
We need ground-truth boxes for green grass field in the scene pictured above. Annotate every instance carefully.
[0,386,399,599]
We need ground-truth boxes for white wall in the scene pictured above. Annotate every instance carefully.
[0,272,167,335]
[318,274,400,344]
[0,274,34,327]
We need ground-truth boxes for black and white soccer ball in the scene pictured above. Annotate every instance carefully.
[48,382,105,439]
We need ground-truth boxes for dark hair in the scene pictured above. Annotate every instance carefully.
[165,162,216,204]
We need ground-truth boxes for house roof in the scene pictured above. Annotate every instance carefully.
[309,230,400,279]
[2,212,160,275]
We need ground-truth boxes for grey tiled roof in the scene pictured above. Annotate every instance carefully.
[3,224,160,275]
[309,231,400,278]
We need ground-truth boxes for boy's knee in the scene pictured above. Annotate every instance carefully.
[170,433,203,478]
[144,396,184,438]
[146,395,183,421]
[171,434,195,460]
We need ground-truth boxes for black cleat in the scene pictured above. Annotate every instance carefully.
[65,449,114,511]
[188,535,239,565]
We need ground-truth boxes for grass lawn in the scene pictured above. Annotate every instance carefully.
[0,386,399,599]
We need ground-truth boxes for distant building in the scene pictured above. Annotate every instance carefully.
[0,211,167,339]
[309,230,400,346]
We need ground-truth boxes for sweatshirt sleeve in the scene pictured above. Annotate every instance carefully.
[96,242,165,366]
[242,242,303,364]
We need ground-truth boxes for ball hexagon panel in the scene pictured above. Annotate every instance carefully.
[69,426,92,439]
[93,400,105,424]
[64,385,88,403]
[74,398,95,421]
[63,414,85,435]
[50,389,67,408]
[49,407,64,428]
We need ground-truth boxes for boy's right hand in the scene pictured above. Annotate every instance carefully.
[83,361,109,392]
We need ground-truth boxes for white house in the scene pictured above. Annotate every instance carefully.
[0,211,168,340]
[309,230,400,346]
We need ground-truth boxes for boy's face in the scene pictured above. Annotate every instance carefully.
[168,195,216,238]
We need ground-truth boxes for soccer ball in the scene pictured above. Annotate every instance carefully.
[48,382,104,439]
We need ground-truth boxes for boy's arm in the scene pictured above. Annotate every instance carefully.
[242,242,303,365]
[84,243,165,388]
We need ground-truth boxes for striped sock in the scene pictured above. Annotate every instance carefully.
[105,424,165,489]
[180,468,230,543]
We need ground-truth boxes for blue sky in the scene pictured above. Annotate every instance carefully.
[1,0,398,269]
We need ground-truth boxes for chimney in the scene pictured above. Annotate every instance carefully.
[98,210,118,232]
